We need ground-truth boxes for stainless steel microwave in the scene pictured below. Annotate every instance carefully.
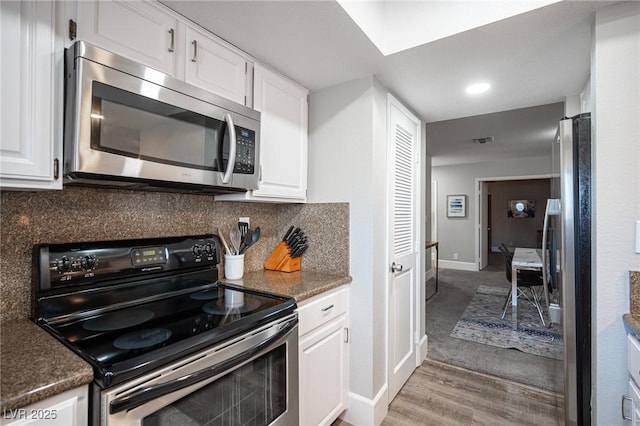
[63,41,260,194]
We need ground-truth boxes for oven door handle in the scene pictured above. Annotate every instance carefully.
[109,318,296,414]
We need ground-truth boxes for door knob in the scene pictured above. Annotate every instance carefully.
[391,262,404,273]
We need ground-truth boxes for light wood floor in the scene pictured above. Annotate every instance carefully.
[333,359,564,425]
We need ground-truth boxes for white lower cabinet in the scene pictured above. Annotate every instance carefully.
[627,334,640,423]
[0,386,88,426]
[298,287,349,426]
[630,379,640,425]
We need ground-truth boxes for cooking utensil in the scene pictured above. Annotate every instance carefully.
[238,222,249,239]
[229,228,242,255]
[240,227,261,254]
[217,228,232,254]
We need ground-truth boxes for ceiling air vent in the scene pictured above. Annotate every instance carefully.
[472,136,495,144]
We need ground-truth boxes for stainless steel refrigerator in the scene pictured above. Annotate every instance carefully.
[542,113,591,426]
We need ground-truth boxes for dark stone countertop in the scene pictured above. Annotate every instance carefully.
[625,271,640,340]
[0,270,350,411]
[624,314,640,340]
[0,319,94,411]
[222,269,352,303]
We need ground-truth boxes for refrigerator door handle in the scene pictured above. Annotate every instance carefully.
[542,199,560,321]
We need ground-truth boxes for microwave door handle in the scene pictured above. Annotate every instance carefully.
[222,113,236,184]
[109,319,296,414]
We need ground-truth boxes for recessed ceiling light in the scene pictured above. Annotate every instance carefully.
[466,83,491,95]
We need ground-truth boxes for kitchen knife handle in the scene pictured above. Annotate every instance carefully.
[283,225,294,242]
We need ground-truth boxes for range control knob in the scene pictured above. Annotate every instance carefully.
[192,245,203,257]
[204,243,214,256]
[57,256,71,272]
[85,255,97,269]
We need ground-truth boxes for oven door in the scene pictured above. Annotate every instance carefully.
[65,43,259,191]
[102,314,298,426]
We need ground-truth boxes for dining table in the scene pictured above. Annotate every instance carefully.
[510,247,543,330]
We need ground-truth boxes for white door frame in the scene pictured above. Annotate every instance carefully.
[474,174,553,270]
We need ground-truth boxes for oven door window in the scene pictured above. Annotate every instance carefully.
[90,82,228,172]
[142,345,287,426]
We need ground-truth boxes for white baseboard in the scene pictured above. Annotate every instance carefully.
[426,269,435,280]
[342,384,389,426]
[439,260,478,271]
[417,334,428,365]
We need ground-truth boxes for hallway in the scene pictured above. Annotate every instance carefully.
[426,257,563,392]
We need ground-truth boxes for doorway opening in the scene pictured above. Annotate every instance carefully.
[426,175,561,393]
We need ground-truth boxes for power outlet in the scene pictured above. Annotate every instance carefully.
[239,217,250,228]
[453,253,459,260]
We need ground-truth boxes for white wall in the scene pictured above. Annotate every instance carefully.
[307,76,389,423]
[308,76,426,424]
[592,3,640,424]
[431,156,552,265]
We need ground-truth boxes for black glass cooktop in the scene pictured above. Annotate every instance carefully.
[40,281,294,388]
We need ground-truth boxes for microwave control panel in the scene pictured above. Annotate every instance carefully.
[234,128,256,174]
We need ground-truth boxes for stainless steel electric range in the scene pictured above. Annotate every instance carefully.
[32,234,298,426]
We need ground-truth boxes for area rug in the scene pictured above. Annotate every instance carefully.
[450,285,563,360]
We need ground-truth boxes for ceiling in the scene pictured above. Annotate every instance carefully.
[426,102,564,166]
[161,0,608,164]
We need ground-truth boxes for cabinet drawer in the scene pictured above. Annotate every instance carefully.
[298,287,348,337]
[629,335,640,385]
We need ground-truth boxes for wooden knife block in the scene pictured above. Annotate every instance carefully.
[264,241,301,272]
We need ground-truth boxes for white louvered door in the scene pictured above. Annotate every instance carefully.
[388,95,421,401]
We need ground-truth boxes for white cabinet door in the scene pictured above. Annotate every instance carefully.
[630,379,640,425]
[0,0,62,190]
[218,64,308,203]
[77,0,178,76]
[253,64,308,201]
[298,287,349,426]
[299,321,348,426]
[0,386,88,426]
[184,26,249,105]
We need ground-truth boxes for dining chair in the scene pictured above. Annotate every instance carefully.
[498,244,546,325]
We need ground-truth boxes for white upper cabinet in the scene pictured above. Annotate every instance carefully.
[217,63,308,202]
[0,0,62,190]
[76,0,179,76]
[74,1,252,105]
[185,26,250,106]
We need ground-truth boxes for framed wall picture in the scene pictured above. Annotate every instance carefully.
[447,195,466,217]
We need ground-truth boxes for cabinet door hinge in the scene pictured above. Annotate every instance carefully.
[53,158,60,180]
[344,327,349,343]
[68,19,77,41]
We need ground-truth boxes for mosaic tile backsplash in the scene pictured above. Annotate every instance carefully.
[0,187,349,321]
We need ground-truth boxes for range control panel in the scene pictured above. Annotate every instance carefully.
[36,235,219,291]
